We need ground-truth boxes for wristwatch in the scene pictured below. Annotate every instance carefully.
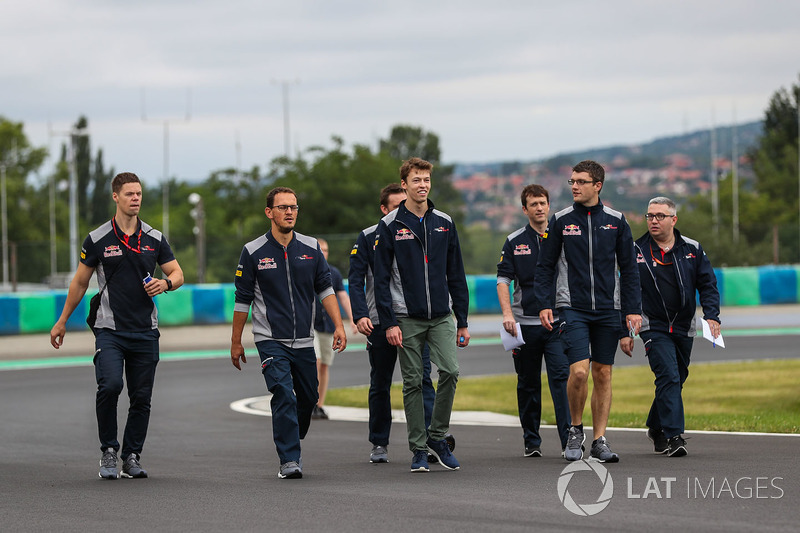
[164,278,173,291]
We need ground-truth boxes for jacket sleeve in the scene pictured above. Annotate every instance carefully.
[695,243,721,323]
[348,231,370,322]
[616,214,642,316]
[446,221,469,329]
[534,215,561,311]
[496,237,515,285]
[234,246,255,312]
[373,220,397,329]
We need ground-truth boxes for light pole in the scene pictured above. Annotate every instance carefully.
[189,192,206,284]
[272,79,300,157]
[1,162,7,289]
[141,88,191,240]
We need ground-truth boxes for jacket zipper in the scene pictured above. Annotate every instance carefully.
[282,245,297,346]
[587,211,595,310]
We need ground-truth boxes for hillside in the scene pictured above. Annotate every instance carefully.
[452,121,762,231]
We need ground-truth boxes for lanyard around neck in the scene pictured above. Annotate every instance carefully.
[111,218,142,254]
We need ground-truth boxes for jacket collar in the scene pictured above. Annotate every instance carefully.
[572,199,604,215]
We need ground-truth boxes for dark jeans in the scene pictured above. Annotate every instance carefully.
[94,329,159,460]
[367,329,435,446]
[641,330,694,439]
[256,341,319,464]
[514,325,571,449]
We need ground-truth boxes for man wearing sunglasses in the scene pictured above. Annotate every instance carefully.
[620,197,720,457]
[535,160,641,463]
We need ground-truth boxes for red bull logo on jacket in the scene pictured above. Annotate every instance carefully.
[395,228,414,241]
[257,257,277,270]
[563,224,582,236]
[514,244,532,255]
[103,245,122,257]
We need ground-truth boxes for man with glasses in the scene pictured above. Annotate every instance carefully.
[535,160,641,463]
[230,187,347,479]
[620,197,720,457]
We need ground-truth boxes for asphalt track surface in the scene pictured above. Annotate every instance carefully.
[2,309,799,532]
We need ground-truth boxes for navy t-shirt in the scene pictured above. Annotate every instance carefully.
[81,218,175,331]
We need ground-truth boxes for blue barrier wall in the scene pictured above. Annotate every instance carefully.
[1,268,798,335]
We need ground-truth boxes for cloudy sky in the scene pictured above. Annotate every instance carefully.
[3,0,799,184]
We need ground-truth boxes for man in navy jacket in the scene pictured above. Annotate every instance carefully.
[230,187,347,479]
[374,157,469,473]
[535,160,642,463]
[620,196,721,457]
[497,184,570,457]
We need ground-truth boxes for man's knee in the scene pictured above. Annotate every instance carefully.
[569,362,590,382]
[591,363,613,385]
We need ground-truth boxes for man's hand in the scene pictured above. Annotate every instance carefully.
[332,326,347,353]
[231,342,247,370]
[502,312,517,337]
[626,314,642,336]
[144,278,168,297]
[355,317,373,336]
[706,319,721,339]
[539,309,554,331]
[50,321,67,349]
[620,337,634,358]
[386,325,403,347]
[457,327,470,348]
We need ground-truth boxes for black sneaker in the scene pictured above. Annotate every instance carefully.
[647,428,669,454]
[311,406,329,420]
[121,453,148,478]
[524,446,542,457]
[667,435,687,457]
[99,448,119,479]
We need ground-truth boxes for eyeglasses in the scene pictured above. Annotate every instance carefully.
[644,213,675,221]
[567,179,595,186]
[271,205,300,212]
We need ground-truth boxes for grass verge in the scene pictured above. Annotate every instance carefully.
[325,359,800,434]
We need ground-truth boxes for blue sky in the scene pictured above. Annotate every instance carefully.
[3,0,799,184]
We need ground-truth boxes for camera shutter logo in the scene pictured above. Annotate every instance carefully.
[557,460,614,516]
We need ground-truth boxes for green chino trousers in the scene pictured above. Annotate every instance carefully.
[397,314,460,452]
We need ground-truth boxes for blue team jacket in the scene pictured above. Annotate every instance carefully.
[234,231,333,348]
[634,229,720,336]
[534,200,642,316]
[373,200,469,330]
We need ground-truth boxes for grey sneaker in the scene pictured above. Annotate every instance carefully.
[99,448,119,479]
[278,461,303,479]
[590,436,620,463]
[121,453,148,478]
[647,428,669,454]
[667,435,687,457]
[524,446,542,457]
[564,426,585,462]
[370,445,388,463]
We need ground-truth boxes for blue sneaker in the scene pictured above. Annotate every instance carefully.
[564,426,585,462]
[426,438,460,470]
[410,450,429,472]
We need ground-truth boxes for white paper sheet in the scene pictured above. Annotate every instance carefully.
[500,322,525,351]
[701,319,725,348]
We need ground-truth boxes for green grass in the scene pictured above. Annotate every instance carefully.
[325,359,800,434]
